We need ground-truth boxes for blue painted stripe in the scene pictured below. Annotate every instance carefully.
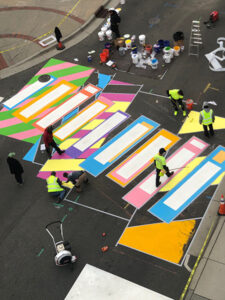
[4,76,57,110]
[96,73,111,98]
[80,116,159,177]
[23,138,41,162]
[149,146,225,223]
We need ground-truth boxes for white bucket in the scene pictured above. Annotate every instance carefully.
[163,53,172,63]
[123,34,130,39]
[139,34,146,45]
[151,58,158,69]
[173,46,180,56]
[101,26,108,34]
[98,31,105,41]
[131,53,139,64]
[106,30,113,40]
[125,39,132,49]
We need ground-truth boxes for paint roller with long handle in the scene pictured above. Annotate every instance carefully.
[159,166,189,176]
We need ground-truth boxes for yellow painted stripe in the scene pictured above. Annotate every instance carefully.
[59,138,79,150]
[40,159,84,172]
[106,101,130,113]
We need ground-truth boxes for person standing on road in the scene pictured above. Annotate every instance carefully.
[46,171,66,203]
[167,89,186,116]
[7,152,24,185]
[63,171,88,192]
[108,8,121,38]
[199,101,215,137]
[43,125,65,159]
[154,148,174,187]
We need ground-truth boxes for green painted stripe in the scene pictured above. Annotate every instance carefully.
[23,135,41,144]
[0,119,36,135]
[70,77,90,87]
[0,109,17,120]
[49,65,91,78]
[61,214,68,223]
[44,58,65,68]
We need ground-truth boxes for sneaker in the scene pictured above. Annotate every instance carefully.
[183,111,186,116]
[59,150,65,155]
[168,171,174,177]
[156,182,161,187]
[174,111,178,116]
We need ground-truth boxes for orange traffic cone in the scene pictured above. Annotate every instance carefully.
[101,246,109,252]
[218,194,225,215]
[56,41,65,50]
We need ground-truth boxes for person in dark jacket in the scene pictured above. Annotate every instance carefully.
[63,171,88,192]
[7,152,24,185]
[43,125,65,159]
[108,8,121,38]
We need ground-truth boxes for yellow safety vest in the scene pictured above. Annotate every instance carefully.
[154,154,166,170]
[201,109,213,125]
[46,175,64,192]
[169,89,183,100]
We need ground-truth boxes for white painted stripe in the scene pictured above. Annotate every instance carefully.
[65,264,173,300]
[190,139,205,149]
[140,148,194,194]
[164,161,220,210]
[117,135,170,179]
[95,123,149,165]
[35,92,88,129]
[75,112,127,152]
[84,85,99,93]
[54,101,107,140]
[4,77,54,109]
[20,84,71,118]
[0,96,4,103]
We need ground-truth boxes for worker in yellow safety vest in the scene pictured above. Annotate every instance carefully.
[46,171,66,203]
[166,89,186,116]
[154,148,174,187]
[199,102,215,137]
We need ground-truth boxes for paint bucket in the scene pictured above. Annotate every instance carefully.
[119,47,126,56]
[125,39,132,49]
[123,34,130,39]
[101,26,108,34]
[163,40,170,47]
[151,58,158,69]
[186,99,194,110]
[142,51,147,59]
[131,53,139,64]
[106,30,113,40]
[158,39,164,49]
[131,45,137,54]
[139,34,146,45]
[104,42,111,49]
[173,46,180,56]
[163,53,172,63]
[98,31,105,41]
[153,43,160,53]
[163,46,171,54]
[145,44,152,54]
[87,55,92,62]
[131,35,136,43]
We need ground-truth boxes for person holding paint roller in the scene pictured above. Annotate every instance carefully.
[154,148,174,187]
[167,89,186,116]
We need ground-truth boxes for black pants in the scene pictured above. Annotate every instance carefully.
[111,24,120,38]
[15,172,23,184]
[170,98,185,111]
[46,141,63,158]
[203,124,214,137]
[156,166,170,186]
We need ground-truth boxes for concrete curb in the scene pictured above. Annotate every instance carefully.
[0,0,121,79]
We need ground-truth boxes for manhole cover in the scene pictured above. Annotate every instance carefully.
[38,74,51,82]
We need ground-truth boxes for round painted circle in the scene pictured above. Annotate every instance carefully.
[38,74,51,82]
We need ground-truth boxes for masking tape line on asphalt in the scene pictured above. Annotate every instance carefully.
[179,220,215,300]
[0,0,82,54]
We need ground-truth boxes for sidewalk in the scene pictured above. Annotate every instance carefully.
[185,175,225,300]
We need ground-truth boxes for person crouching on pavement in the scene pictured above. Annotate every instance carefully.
[63,171,88,192]
[154,148,174,187]
[46,171,66,203]
[166,89,186,116]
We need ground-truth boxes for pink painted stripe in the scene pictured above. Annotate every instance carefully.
[36,62,77,75]
[0,117,22,128]
[73,130,90,138]
[101,93,135,102]
[78,148,97,159]
[96,112,113,119]
[123,136,209,209]
[9,128,42,140]
[49,69,94,86]
[109,80,134,86]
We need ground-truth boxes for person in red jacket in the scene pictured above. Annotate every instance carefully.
[43,125,65,158]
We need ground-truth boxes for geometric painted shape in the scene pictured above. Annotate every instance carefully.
[53,96,113,141]
[66,111,130,158]
[80,116,160,177]
[65,264,173,300]
[179,110,225,134]
[23,137,40,162]
[3,76,56,110]
[123,136,209,208]
[118,220,196,265]
[106,101,131,113]
[149,146,225,223]
[109,80,135,85]
[39,159,84,172]
[59,138,79,150]
[108,129,180,187]
[96,73,111,98]
[81,119,104,131]
[13,81,76,123]
[213,150,225,163]
[212,171,225,185]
